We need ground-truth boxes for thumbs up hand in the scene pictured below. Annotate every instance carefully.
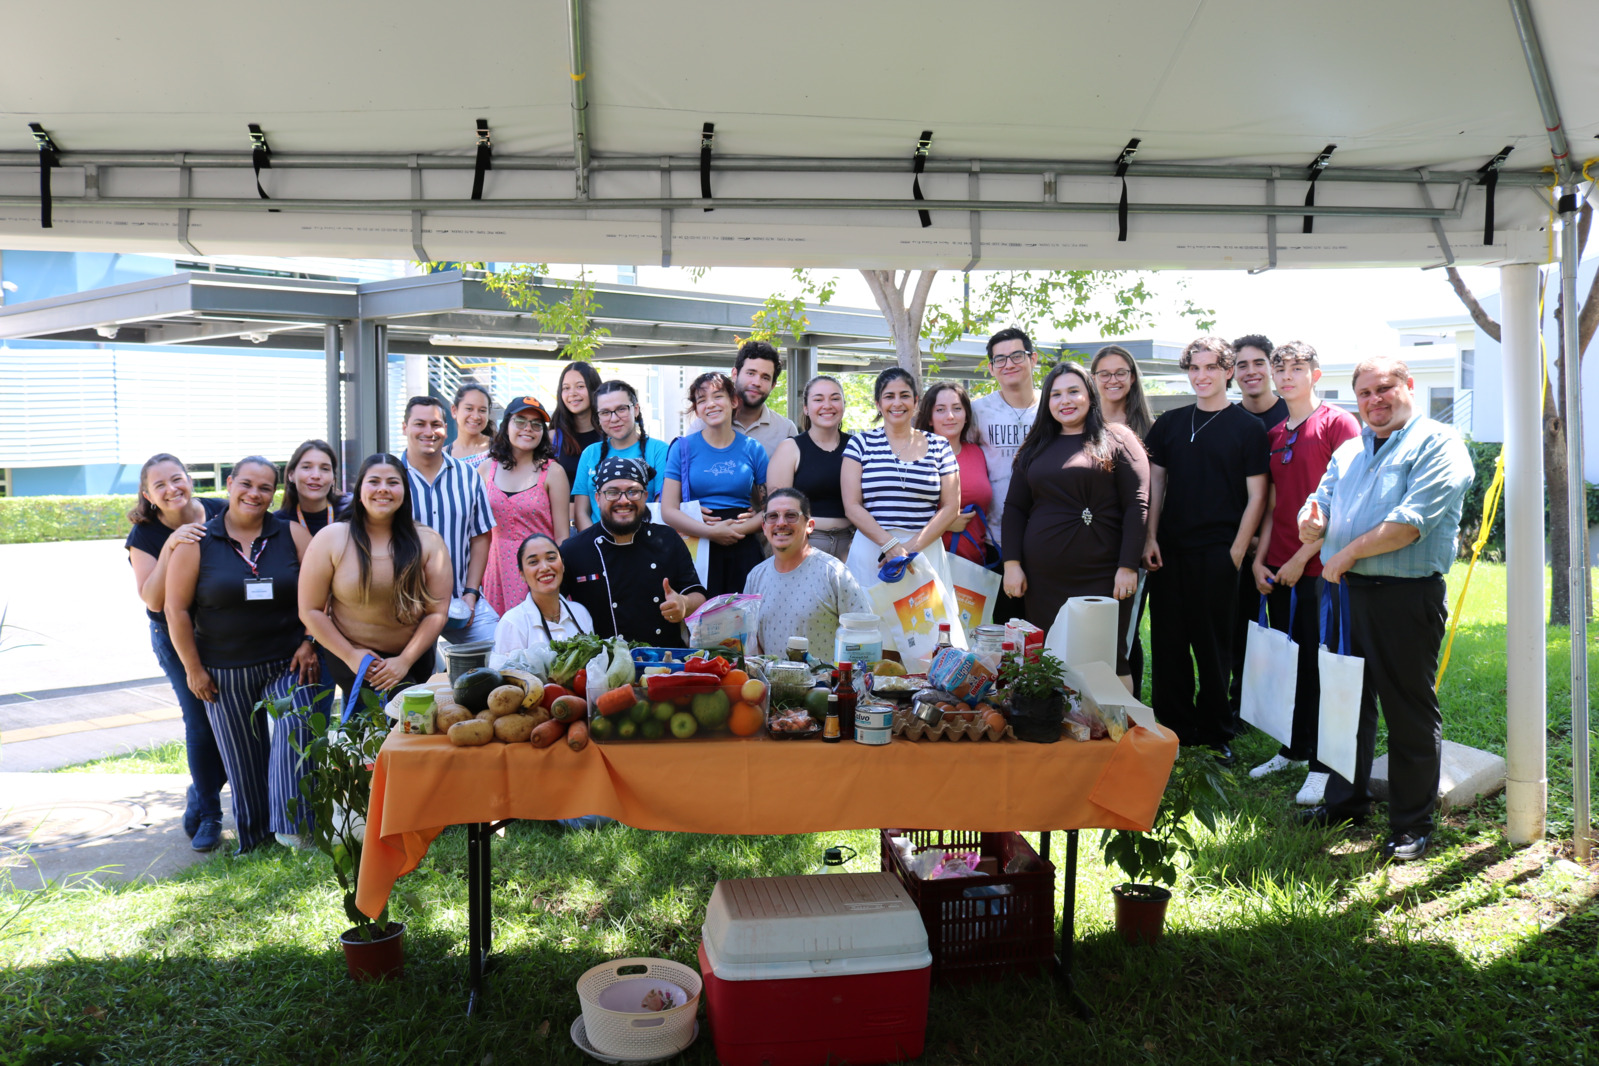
[1299,499,1327,544]
[660,578,688,624]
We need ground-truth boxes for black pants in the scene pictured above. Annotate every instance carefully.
[1322,575,1448,836]
[1263,577,1331,771]
[1228,551,1258,715]
[1149,544,1239,747]
[325,648,435,711]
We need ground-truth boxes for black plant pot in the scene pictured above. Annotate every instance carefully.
[1010,691,1063,743]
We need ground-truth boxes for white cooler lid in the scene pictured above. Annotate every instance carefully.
[701,873,931,982]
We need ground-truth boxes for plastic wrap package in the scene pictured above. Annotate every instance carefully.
[687,593,761,657]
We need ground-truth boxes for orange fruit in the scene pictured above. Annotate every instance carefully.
[722,669,749,690]
[729,701,764,737]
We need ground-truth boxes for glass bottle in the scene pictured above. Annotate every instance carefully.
[822,695,841,743]
[834,661,858,741]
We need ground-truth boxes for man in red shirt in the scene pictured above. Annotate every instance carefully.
[1248,341,1361,805]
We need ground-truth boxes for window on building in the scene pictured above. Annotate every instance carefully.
[1323,389,1338,399]
[1460,347,1474,390]
[1430,387,1455,421]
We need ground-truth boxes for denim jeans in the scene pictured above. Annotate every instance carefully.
[150,619,228,824]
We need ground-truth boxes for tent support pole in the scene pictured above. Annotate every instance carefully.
[325,323,344,489]
[567,0,591,198]
[1501,263,1548,845]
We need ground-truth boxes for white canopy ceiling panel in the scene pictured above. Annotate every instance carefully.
[0,0,1591,267]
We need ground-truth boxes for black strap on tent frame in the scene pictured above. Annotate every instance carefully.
[912,130,934,228]
[1302,144,1336,234]
[471,120,493,201]
[1115,138,1140,242]
[700,122,715,211]
[1477,145,1514,245]
[29,123,58,229]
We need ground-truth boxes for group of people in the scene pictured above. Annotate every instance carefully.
[126,327,1472,866]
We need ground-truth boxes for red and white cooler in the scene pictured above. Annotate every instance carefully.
[699,872,932,1066]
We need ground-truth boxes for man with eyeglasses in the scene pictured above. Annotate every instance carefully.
[1227,335,1291,734]
[1142,337,1269,765]
[561,455,707,644]
[1244,342,1360,803]
[970,328,1041,624]
[742,488,871,656]
[1296,357,1472,862]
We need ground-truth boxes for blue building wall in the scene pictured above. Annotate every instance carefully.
[2,250,173,304]
[12,463,141,496]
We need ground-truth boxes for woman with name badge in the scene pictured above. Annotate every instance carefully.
[164,456,318,855]
[124,452,230,852]
[766,374,855,562]
[841,368,960,590]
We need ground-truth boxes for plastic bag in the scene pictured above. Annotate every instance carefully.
[687,593,761,656]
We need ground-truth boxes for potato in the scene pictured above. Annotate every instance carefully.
[525,705,552,728]
[435,704,472,731]
[487,685,525,717]
[447,719,494,746]
[493,713,536,743]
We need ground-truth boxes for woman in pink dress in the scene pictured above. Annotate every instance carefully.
[914,381,993,563]
[477,396,571,615]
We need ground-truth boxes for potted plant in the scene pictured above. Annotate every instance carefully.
[1001,647,1066,743]
[1098,747,1232,945]
[266,685,405,981]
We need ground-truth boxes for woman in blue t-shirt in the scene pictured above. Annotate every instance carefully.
[662,372,769,597]
[165,456,320,856]
[124,453,231,852]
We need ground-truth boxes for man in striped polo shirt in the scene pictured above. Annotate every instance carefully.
[399,396,498,647]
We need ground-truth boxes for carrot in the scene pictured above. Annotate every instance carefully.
[530,719,568,749]
[566,720,590,751]
[595,684,639,718]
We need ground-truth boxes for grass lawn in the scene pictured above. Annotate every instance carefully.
[4,564,1597,1064]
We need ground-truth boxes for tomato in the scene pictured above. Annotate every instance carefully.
[570,670,587,696]
[543,683,570,707]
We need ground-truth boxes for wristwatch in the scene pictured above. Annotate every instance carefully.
[463,587,482,601]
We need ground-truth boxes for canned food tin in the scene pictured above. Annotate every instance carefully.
[854,707,894,730]
[854,724,892,746]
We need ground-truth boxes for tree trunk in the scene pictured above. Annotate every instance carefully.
[860,269,938,383]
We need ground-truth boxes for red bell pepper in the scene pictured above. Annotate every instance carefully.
[684,655,732,679]
[645,672,724,700]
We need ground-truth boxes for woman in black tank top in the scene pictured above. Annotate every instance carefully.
[764,375,855,561]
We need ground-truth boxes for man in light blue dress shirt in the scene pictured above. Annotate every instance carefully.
[1296,356,1474,862]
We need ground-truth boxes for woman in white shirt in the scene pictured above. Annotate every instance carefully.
[490,533,594,667]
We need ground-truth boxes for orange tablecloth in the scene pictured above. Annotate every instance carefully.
[356,725,1178,919]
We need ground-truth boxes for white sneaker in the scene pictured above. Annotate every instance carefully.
[1249,753,1298,779]
[275,832,314,849]
[1295,771,1330,806]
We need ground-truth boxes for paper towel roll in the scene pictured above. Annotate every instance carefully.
[1045,596,1120,669]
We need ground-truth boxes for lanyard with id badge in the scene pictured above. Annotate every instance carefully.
[233,534,274,601]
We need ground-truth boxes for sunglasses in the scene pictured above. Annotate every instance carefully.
[1275,426,1301,465]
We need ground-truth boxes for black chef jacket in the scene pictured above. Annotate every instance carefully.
[559,522,709,644]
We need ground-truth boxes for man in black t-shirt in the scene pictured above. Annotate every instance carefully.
[1143,337,1269,762]
[1229,335,1290,722]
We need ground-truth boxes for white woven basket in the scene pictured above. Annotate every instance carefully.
[575,957,701,1059]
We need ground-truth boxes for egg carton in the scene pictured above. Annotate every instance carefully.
[891,706,1014,742]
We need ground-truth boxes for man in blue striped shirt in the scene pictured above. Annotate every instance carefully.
[1296,357,1474,862]
[399,397,498,647]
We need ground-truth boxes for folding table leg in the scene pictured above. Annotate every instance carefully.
[1059,830,1092,1020]
[466,822,488,1017]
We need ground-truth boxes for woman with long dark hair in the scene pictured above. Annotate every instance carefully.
[165,456,319,854]
[913,381,992,564]
[1091,345,1156,439]
[125,453,230,851]
[478,396,571,614]
[298,453,453,698]
[278,439,340,534]
[766,374,855,561]
[1002,363,1149,690]
[551,361,603,489]
[662,371,769,596]
[841,367,960,590]
[573,379,669,529]
[448,383,495,465]
[490,533,594,668]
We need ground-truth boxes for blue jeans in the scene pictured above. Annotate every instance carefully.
[150,620,228,825]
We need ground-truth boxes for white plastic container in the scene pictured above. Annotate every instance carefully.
[854,725,892,746]
[834,613,883,666]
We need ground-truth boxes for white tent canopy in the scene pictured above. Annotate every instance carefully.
[0,0,1594,269]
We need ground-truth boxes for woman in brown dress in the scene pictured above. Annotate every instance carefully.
[1001,362,1149,687]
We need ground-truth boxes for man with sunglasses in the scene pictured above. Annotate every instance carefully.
[1246,342,1360,803]
[742,488,870,656]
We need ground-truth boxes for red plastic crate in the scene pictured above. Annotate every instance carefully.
[879,829,1056,985]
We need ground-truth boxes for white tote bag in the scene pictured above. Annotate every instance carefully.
[1316,582,1364,783]
[867,551,968,667]
[944,528,1001,631]
[1240,590,1299,749]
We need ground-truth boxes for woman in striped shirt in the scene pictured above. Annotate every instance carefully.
[841,368,960,589]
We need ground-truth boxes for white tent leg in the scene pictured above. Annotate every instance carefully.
[1558,199,1592,859]
[1501,262,1547,845]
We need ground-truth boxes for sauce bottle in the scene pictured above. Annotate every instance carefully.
[834,662,858,741]
[823,695,841,743]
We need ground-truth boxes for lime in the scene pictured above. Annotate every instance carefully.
[804,687,831,717]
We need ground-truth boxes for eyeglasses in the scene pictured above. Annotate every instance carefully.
[598,405,635,422]
[763,511,806,525]
[990,351,1034,367]
[1276,426,1301,465]
[510,416,544,430]
[599,487,646,501]
[1093,369,1131,382]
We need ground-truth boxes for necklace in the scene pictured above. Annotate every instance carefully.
[885,429,922,463]
[1190,406,1224,443]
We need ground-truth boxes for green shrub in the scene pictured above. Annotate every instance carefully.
[0,492,233,545]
